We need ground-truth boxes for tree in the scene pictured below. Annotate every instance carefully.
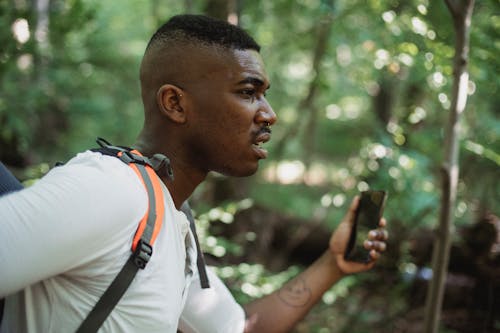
[424,1,476,332]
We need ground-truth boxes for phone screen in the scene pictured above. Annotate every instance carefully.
[344,190,387,263]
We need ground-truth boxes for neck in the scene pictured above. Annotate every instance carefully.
[133,131,207,210]
[163,164,206,209]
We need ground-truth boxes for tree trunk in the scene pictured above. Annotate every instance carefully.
[34,0,50,84]
[274,0,335,165]
[423,1,475,332]
[184,0,194,14]
[150,0,161,28]
[302,1,335,168]
[203,0,239,21]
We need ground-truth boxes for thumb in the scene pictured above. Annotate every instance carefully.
[344,196,360,225]
[329,196,360,254]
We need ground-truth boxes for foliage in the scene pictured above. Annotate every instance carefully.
[1,0,498,332]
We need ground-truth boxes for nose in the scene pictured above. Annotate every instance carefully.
[255,98,277,126]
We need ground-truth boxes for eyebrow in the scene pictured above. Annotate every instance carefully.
[237,77,270,90]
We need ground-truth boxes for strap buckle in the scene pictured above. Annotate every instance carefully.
[149,154,174,181]
[132,239,153,269]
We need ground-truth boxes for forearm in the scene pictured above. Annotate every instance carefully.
[243,250,344,333]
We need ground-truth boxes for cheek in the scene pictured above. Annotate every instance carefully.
[212,100,255,133]
[190,93,257,146]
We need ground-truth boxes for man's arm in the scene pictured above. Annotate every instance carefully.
[242,197,388,333]
[0,155,147,297]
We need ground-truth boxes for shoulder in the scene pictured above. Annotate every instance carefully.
[50,149,148,221]
[47,150,147,204]
[0,151,151,290]
[11,150,150,241]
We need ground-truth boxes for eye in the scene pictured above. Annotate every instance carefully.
[240,89,257,102]
[241,89,256,97]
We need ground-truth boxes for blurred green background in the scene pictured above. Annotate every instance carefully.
[1,0,498,332]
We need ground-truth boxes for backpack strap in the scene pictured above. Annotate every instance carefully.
[77,145,165,333]
[77,138,210,332]
[181,202,210,289]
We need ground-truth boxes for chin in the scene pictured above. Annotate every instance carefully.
[218,163,259,178]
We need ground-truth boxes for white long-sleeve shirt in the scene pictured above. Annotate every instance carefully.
[0,151,244,333]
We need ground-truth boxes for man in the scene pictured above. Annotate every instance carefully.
[0,14,388,332]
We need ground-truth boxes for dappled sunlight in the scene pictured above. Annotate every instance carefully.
[411,17,428,36]
[263,161,354,187]
[285,60,311,80]
[264,160,305,184]
[374,49,391,69]
[336,44,352,67]
[320,193,346,208]
[324,99,364,120]
[16,54,32,71]
[325,104,341,120]
[408,106,427,124]
[11,18,30,44]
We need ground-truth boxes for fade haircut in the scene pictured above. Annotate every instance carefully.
[146,14,260,52]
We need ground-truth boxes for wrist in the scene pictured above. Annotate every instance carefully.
[319,250,345,283]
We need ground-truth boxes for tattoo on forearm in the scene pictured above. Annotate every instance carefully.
[277,277,312,307]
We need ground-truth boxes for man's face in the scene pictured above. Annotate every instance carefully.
[182,48,277,177]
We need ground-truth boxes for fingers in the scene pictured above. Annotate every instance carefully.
[368,217,388,242]
[368,229,388,241]
[364,240,386,252]
[364,222,389,260]
[369,249,381,260]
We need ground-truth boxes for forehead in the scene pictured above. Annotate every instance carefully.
[185,46,269,88]
[230,49,269,86]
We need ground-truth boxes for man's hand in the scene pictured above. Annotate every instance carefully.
[242,196,388,333]
[329,196,388,275]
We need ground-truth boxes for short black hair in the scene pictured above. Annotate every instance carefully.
[147,14,260,52]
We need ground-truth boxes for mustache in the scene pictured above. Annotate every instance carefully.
[258,126,272,135]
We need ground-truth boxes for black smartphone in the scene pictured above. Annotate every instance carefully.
[344,190,387,263]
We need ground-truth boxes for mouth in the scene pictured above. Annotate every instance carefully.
[252,129,271,159]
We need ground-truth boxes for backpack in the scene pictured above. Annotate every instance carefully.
[0,138,210,332]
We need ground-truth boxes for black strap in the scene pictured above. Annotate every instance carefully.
[181,202,210,289]
[76,163,157,333]
[75,253,142,332]
[94,137,174,181]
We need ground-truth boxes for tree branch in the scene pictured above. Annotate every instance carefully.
[444,0,460,18]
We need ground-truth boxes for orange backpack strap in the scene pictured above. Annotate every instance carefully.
[125,151,165,255]
[77,138,185,333]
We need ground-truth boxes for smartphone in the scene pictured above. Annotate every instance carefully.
[344,190,387,263]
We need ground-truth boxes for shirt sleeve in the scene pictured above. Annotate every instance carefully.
[0,152,147,297]
[178,267,245,333]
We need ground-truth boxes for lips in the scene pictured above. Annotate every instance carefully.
[252,129,271,159]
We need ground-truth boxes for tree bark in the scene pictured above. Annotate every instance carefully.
[274,0,335,165]
[34,0,50,84]
[302,2,335,167]
[202,0,240,23]
[184,0,194,14]
[423,1,475,332]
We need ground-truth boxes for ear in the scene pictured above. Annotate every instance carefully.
[156,84,186,124]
